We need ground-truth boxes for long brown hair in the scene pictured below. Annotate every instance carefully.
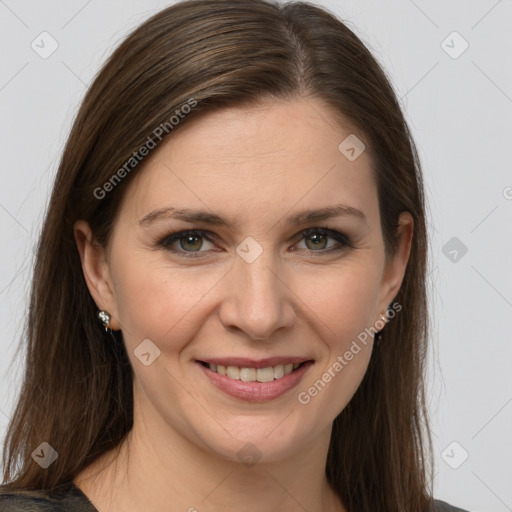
[2,1,433,510]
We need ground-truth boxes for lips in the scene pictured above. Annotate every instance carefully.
[196,358,314,402]
[199,361,307,382]
[196,356,311,369]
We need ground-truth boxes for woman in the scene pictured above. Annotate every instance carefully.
[0,0,469,510]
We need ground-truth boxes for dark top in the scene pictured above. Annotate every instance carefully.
[0,481,470,511]
[0,482,96,511]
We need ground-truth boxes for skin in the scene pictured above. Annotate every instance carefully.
[74,97,413,512]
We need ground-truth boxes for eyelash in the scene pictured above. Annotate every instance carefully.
[156,227,354,259]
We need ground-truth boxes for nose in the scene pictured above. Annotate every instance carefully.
[218,249,295,341]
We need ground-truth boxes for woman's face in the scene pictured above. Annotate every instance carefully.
[77,97,412,464]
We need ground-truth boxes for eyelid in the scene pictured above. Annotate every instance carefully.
[296,227,354,249]
[156,227,354,258]
[157,229,217,256]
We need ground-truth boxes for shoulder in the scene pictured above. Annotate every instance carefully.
[0,482,96,512]
[433,499,471,512]
[0,489,64,511]
[0,494,58,511]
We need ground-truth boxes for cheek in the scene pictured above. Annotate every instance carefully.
[110,253,226,353]
[112,248,382,354]
[297,342,372,427]
[292,261,380,416]
[297,258,382,344]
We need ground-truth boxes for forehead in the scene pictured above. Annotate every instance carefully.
[117,97,378,227]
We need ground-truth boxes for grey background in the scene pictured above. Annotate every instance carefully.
[1,1,511,510]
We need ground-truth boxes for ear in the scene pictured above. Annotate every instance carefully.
[376,211,414,317]
[74,220,120,330]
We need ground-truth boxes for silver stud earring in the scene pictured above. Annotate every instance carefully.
[97,310,112,332]
[376,313,387,342]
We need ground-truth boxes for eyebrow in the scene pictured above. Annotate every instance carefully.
[139,203,367,228]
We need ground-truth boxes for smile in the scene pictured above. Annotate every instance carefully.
[196,360,314,402]
[199,362,304,382]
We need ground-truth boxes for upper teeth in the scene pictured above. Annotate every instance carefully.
[208,363,301,382]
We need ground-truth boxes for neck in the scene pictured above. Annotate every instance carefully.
[75,389,346,512]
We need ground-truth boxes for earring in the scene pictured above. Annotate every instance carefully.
[97,310,112,332]
[375,313,387,342]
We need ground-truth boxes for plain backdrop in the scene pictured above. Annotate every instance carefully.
[0,1,511,510]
